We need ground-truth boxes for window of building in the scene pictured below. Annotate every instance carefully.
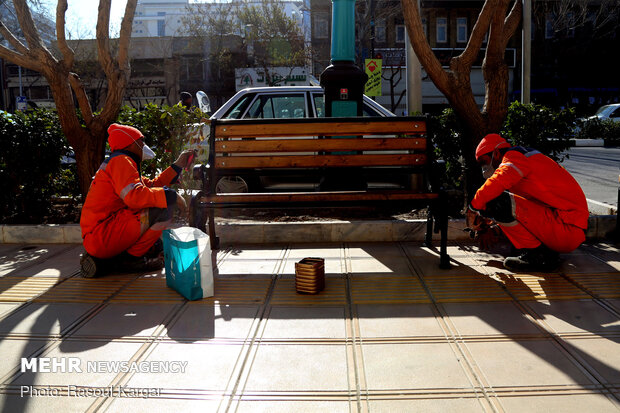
[436,17,447,43]
[545,13,554,39]
[157,12,166,36]
[314,15,329,39]
[395,24,405,43]
[375,19,386,43]
[457,17,467,43]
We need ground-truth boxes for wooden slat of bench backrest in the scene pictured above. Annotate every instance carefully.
[215,153,426,169]
[214,119,426,138]
[206,190,439,204]
[215,137,426,153]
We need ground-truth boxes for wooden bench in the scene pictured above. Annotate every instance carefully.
[191,116,450,268]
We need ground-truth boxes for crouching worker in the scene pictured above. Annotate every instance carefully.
[79,123,195,277]
[466,134,588,271]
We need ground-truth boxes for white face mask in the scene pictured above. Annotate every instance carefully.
[481,151,495,179]
[142,144,156,160]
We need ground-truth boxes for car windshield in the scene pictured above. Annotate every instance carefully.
[594,105,612,116]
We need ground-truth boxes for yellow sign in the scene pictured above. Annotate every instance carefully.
[364,59,382,97]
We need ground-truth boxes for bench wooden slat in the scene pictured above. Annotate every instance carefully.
[215,120,426,138]
[215,154,427,169]
[215,137,426,153]
[205,191,439,204]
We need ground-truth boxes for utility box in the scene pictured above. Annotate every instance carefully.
[320,62,367,117]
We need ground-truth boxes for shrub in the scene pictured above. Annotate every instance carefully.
[429,108,466,190]
[500,102,577,163]
[575,117,620,146]
[0,110,73,223]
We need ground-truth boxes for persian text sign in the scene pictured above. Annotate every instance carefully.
[364,59,382,97]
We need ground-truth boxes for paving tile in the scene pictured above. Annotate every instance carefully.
[560,249,620,274]
[355,304,444,337]
[34,275,135,303]
[524,300,620,334]
[368,398,485,412]
[72,303,180,338]
[347,243,407,259]
[361,343,473,390]
[350,276,430,305]
[0,277,59,302]
[348,257,413,276]
[164,304,260,340]
[287,244,343,259]
[566,273,620,299]
[0,303,94,336]
[261,306,346,339]
[106,397,221,412]
[499,394,619,412]
[110,273,185,303]
[0,245,73,277]
[236,400,351,412]
[270,278,347,306]
[243,344,349,391]
[216,259,281,277]
[422,270,511,303]
[8,245,83,278]
[0,302,22,318]
[0,338,49,379]
[14,340,143,387]
[224,246,286,260]
[0,393,96,413]
[497,273,591,301]
[565,337,620,384]
[464,340,594,386]
[441,302,542,336]
[127,342,247,390]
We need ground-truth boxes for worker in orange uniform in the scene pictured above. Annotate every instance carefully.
[466,133,588,271]
[80,123,195,277]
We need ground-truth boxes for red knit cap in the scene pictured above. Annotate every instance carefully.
[107,123,144,151]
[475,133,511,161]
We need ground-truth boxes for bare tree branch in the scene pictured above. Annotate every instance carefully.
[96,0,114,76]
[0,43,34,68]
[56,0,75,69]
[0,18,29,55]
[69,72,94,126]
[502,0,522,48]
[457,0,496,68]
[12,0,43,50]
[117,0,138,69]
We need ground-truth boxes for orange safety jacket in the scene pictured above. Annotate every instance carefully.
[80,150,181,243]
[471,147,588,230]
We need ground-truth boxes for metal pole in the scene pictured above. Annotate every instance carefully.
[521,0,531,104]
[405,27,422,114]
[18,65,23,96]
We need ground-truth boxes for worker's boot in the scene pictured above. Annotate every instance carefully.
[80,252,111,278]
[114,252,164,273]
[503,245,560,272]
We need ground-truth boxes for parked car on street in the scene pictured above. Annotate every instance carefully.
[210,86,395,120]
[584,103,620,123]
[192,87,400,193]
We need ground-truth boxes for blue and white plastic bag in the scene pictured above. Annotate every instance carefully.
[163,227,214,300]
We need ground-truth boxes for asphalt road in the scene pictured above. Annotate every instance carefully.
[561,146,620,207]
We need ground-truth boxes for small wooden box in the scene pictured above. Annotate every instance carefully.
[295,257,325,294]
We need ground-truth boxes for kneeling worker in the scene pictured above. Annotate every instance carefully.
[80,123,195,277]
[467,133,588,271]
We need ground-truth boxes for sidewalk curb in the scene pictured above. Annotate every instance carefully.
[573,139,605,147]
[1,216,616,245]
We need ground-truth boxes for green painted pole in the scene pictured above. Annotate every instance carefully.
[331,0,356,62]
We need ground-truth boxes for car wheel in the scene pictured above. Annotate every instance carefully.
[216,176,249,193]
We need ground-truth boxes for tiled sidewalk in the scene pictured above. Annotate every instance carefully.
[0,241,618,412]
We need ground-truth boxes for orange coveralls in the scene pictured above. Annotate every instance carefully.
[471,147,588,253]
[80,151,181,259]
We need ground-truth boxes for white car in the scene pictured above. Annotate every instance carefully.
[585,103,620,123]
[211,86,395,120]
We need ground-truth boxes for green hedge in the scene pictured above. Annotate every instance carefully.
[0,110,76,223]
